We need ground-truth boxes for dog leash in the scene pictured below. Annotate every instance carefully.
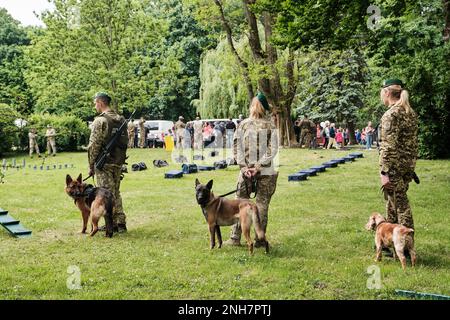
[218,177,257,199]
[83,173,96,187]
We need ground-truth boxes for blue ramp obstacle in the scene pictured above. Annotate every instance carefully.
[288,173,308,181]
[322,161,338,168]
[310,165,326,173]
[299,169,317,177]
[0,208,32,238]
[349,152,363,158]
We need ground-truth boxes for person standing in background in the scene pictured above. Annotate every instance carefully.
[45,124,57,156]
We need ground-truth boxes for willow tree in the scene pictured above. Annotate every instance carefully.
[188,0,298,146]
[192,38,253,118]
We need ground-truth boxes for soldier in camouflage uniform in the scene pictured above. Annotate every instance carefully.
[175,116,186,150]
[88,92,128,233]
[45,124,57,156]
[139,117,146,148]
[28,128,41,158]
[225,92,279,247]
[298,115,312,148]
[379,79,418,230]
[127,119,135,148]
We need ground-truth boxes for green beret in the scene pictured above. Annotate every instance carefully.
[256,92,270,111]
[382,79,404,88]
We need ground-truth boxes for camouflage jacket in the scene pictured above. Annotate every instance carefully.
[233,117,278,175]
[46,129,56,138]
[379,105,418,176]
[88,110,124,169]
[175,120,186,131]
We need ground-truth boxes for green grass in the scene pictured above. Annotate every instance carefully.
[0,148,449,299]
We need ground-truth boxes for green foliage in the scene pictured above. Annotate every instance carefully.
[295,49,369,125]
[258,0,371,50]
[364,0,450,158]
[0,9,33,114]
[25,0,164,119]
[0,104,20,156]
[26,114,90,152]
[146,0,216,121]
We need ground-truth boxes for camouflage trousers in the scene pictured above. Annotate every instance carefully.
[230,172,278,241]
[29,140,40,156]
[128,133,135,148]
[385,173,414,229]
[299,129,311,148]
[47,138,56,155]
[194,132,203,150]
[95,165,126,226]
[140,132,146,148]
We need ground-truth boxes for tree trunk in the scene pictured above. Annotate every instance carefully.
[214,0,254,100]
[347,120,357,145]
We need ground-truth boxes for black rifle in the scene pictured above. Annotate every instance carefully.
[96,110,136,170]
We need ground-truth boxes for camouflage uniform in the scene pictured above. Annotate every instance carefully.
[127,121,135,148]
[46,127,57,155]
[193,120,203,150]
[175,120,186,149]
[299,119,312,148]
[379,105,418,229]
[139,119,146,148]
[230,116,279,242]
[88,110,128,227]
[28,131,40,157]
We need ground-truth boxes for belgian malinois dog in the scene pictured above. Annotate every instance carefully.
[195,179,269,254]
[65,174,114,237]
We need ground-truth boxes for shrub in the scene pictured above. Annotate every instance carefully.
[26,114,90,152]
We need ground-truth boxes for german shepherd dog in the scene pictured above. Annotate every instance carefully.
[65,174,114,237]
[195,179,269,254]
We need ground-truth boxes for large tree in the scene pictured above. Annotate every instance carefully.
[25,0,164,119]
[0,9,33,114]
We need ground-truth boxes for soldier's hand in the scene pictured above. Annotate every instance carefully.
[244,168,258,178]
[380,173,392,189]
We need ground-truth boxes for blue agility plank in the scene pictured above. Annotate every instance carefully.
[331,158,346,164]
[198,166,215,171]
[0,208,32,238]
[165,170,184,179]
[288,173,308,181]
[323,161,338,168]
[349,152,364,158]
[310,165,326,173]
[299,169,317,177]
[343,156,355,162]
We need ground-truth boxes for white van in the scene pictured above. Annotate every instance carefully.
[144,120,174,142]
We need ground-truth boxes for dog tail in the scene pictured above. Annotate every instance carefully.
[105,194,114,238]
[251,205,265,240]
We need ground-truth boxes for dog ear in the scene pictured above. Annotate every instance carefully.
[206,180,213,190]
[66,174,73,186]
[195,178,200,187]
[77,173,82,183]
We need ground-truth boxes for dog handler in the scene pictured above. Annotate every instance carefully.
[379,79,418,230]
[225,92,279,247]
[88,92,128,233]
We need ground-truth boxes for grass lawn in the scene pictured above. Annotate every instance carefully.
[0,147,449,300]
